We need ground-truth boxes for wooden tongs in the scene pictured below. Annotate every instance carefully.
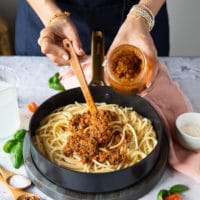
[63,31,105,114]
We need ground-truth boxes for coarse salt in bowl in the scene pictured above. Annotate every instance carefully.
[176,112,200,151]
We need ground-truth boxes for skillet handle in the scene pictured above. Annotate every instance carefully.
[90,31,105,86]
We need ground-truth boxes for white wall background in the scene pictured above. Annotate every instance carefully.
[0,0,200,56]
[167,0,200,56]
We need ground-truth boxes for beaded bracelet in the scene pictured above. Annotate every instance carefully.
[48,11,71,26]
[129,4,155,31]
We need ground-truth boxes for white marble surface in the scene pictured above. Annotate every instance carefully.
[0,56,200,200]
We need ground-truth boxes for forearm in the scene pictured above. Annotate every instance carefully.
[27,0,62,26]
[139,0,166,16]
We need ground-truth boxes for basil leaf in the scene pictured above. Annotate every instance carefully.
[169,184,189,194]
[157,189,169,200]
[3,139,18,153]
[14,129,27,141]
[48,72,65,91]
[50,83,65,91]
[10,142,23,169]
[52,73,59,82]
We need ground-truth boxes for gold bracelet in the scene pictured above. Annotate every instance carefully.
[128,4,155,31]
[48,11,70,25]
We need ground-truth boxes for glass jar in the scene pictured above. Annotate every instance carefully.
[106,44,155,95]
[0,65,20,139]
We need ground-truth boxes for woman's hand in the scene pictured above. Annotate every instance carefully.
[107,14,159,96]
[38,16,85,66]
[107,14,158,63]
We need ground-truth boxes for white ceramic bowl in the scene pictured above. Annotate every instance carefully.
[176,112,200,150]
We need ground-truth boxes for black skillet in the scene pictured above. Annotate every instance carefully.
[28,32,164,193]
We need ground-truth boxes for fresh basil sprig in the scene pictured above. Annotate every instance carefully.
[3,139,18,153]
[157,189,169,200]
[13,129,27,141]
[10,142,24,168]
[169,184,189,194]
[48,72,65,91]
[3,129,27,169]
[157,184,189,200]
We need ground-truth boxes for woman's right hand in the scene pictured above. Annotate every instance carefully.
[38,16,85,66]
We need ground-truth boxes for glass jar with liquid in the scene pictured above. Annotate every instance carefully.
[106,44,155,95]
[0,65,20,139]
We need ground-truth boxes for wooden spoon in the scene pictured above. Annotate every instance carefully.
[63,38,97,114]
[0,166,40,200]
[0,166,31,189]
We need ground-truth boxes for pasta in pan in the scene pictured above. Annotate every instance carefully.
[33,102,157,173]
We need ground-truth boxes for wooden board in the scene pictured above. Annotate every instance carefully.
[23,134,168,200]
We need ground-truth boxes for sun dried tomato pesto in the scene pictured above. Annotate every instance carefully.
[63,110,130,165]
[22,196,40,200]
[106,44,154,94]
[110,51,142,82]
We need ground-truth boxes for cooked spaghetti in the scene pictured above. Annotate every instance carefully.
[33,102,157,173]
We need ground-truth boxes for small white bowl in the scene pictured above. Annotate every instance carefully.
[176,112,200,150]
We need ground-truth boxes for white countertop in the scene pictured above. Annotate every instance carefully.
[0,56,200,200]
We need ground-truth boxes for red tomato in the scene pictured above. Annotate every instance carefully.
[164,193,183,200]
[27,102,38,113]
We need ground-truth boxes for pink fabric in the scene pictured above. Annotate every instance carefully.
[60,55,92,90]
[144,62,200,182]
[60,58,200,182]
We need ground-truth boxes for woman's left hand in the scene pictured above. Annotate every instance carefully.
[107,13,158,64]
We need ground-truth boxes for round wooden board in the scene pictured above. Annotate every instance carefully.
[23,134,168,200]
